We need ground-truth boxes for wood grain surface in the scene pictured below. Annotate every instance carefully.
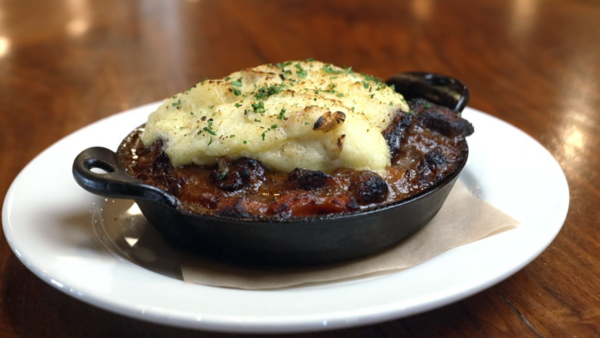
[1,0,599,336]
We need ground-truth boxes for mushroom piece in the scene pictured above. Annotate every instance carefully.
[350,171,389,205]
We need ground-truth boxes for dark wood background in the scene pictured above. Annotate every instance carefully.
[1,0,599,336]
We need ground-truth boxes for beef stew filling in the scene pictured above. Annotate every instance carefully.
[117,100,473,219]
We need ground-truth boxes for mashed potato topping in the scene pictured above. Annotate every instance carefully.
[141,60,409,175]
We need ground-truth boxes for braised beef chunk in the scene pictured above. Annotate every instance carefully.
[383,111,413,161]
[351,172,389,205]
[152,152,171,174]
[237,158,265,184]
[288,168,331,190]
[210,157,265,192]
[269,191,359,217]
[411,99,474,138]
[216,197,252,218]
[135,146,185,195]
[424,148,447,166]
[416,148,448,184]
[211,169,245,192]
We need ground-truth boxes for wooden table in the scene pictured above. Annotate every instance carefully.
[1,0,599,336]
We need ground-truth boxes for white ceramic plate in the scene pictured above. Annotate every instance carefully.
[2,103,569,334]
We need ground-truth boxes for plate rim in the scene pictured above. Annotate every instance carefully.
[2,104,570,334]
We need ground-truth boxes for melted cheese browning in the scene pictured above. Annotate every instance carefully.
[141,60,409,175]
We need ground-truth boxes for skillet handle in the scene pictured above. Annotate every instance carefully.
[385,72,469,113]
[72,147,179,208]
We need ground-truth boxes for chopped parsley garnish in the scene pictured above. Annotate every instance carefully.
[230,77,242,96]
[251,101,265,114]
[322,64,345,74]
[243,139,248,144]
[362,73,382,83]
[337,93,344,97]
[305,58,314,62]
[424,102,431,109]
[254,84,283,101]
[203,127,216,135]
[321,83,337,93]
[217,172,227,180]
[203,119,216,135]
[230,78,242,87]
[363,81,370,89]
[235,102,241,108]
[277,108,286,120]
[261,124,278,140]
[277,61,293,75]
[208,137,213,145]
[172,99,181,107]
[295,63,307,78]
[277,61,293,69]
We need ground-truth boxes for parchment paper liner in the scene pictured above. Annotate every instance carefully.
[180,182,519,289]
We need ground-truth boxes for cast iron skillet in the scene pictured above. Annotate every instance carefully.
[73,72,470,266]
